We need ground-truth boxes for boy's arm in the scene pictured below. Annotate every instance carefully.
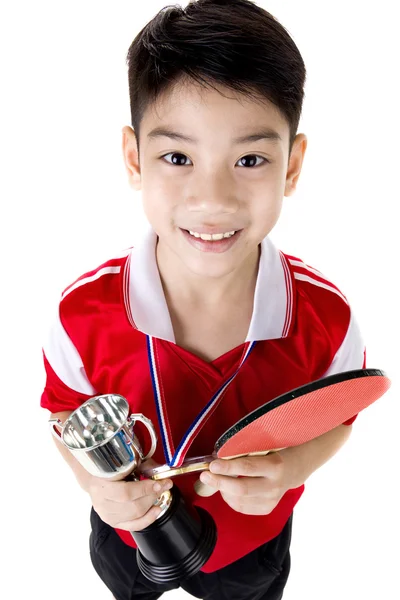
[277,422,353,489]
[50,411,95,493]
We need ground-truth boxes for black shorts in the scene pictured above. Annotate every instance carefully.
[89,507,293,600]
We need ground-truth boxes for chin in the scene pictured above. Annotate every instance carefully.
[182,256,239,279]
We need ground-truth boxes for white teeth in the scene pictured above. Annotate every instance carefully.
[188,230,236,241]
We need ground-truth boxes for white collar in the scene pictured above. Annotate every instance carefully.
[125,225,294,343]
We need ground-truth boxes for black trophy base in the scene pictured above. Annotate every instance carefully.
[132,488,217,583]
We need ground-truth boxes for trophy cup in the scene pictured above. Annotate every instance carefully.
[49,394,217,582]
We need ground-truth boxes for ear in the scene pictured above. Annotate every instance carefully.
[284,133,308,197]
[122,126,141,191]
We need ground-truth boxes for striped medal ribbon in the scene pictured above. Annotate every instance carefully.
[146,335,257,467]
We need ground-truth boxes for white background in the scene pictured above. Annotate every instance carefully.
[1,1,399,598]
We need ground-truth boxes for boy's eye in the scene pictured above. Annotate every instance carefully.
[160,152,269,168]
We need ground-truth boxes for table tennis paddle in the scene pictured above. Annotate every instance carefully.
[139,368,391,483]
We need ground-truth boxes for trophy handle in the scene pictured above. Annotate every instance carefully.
[127,414,157,461]
[48,418,67,446]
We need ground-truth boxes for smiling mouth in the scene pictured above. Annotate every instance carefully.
[179,228,243,252]
[183,229,239,241]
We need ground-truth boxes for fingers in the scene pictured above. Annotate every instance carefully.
[102,491,158,524]
[90,477,174,531]
[116,504,164,531]
[99,477,173,503]
[194,473,282,515]
[199,472,266,497]
[209,455,282,478]
[193,456,287,517]
[114,486,174,532]
[193,478,217,497]
[219,492,279,516]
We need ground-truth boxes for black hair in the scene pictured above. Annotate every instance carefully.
[126,0,306,161]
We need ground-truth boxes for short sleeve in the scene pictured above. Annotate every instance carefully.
[40,306,97,413]
[320,307,367,426]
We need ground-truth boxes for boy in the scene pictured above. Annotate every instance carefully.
[40,1,365,598]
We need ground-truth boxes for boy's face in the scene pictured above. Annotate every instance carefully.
[122,79,307,280]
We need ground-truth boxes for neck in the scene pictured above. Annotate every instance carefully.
[156,239,260,308]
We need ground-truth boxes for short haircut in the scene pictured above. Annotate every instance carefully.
[126,0,307,160]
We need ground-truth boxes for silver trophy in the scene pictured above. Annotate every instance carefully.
[49,394,216,582]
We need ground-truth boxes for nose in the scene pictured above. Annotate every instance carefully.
[185,169,240,215]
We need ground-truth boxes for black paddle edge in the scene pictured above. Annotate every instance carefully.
[215,368,387,452]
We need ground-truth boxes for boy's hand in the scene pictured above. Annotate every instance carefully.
[88,469,173,531]
[195,453,290,516]
[194,424,353,514]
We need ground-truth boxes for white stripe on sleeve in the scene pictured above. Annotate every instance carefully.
[62,266,121,299]
[293,273,349,304]
[43,309,97,396]
[320,308,366,378]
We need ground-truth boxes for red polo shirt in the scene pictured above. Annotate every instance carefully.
[40,226,365,572]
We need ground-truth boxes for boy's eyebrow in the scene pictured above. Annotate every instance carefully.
[147,126,282,145]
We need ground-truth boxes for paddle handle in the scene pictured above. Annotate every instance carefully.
[138,454,216,481]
